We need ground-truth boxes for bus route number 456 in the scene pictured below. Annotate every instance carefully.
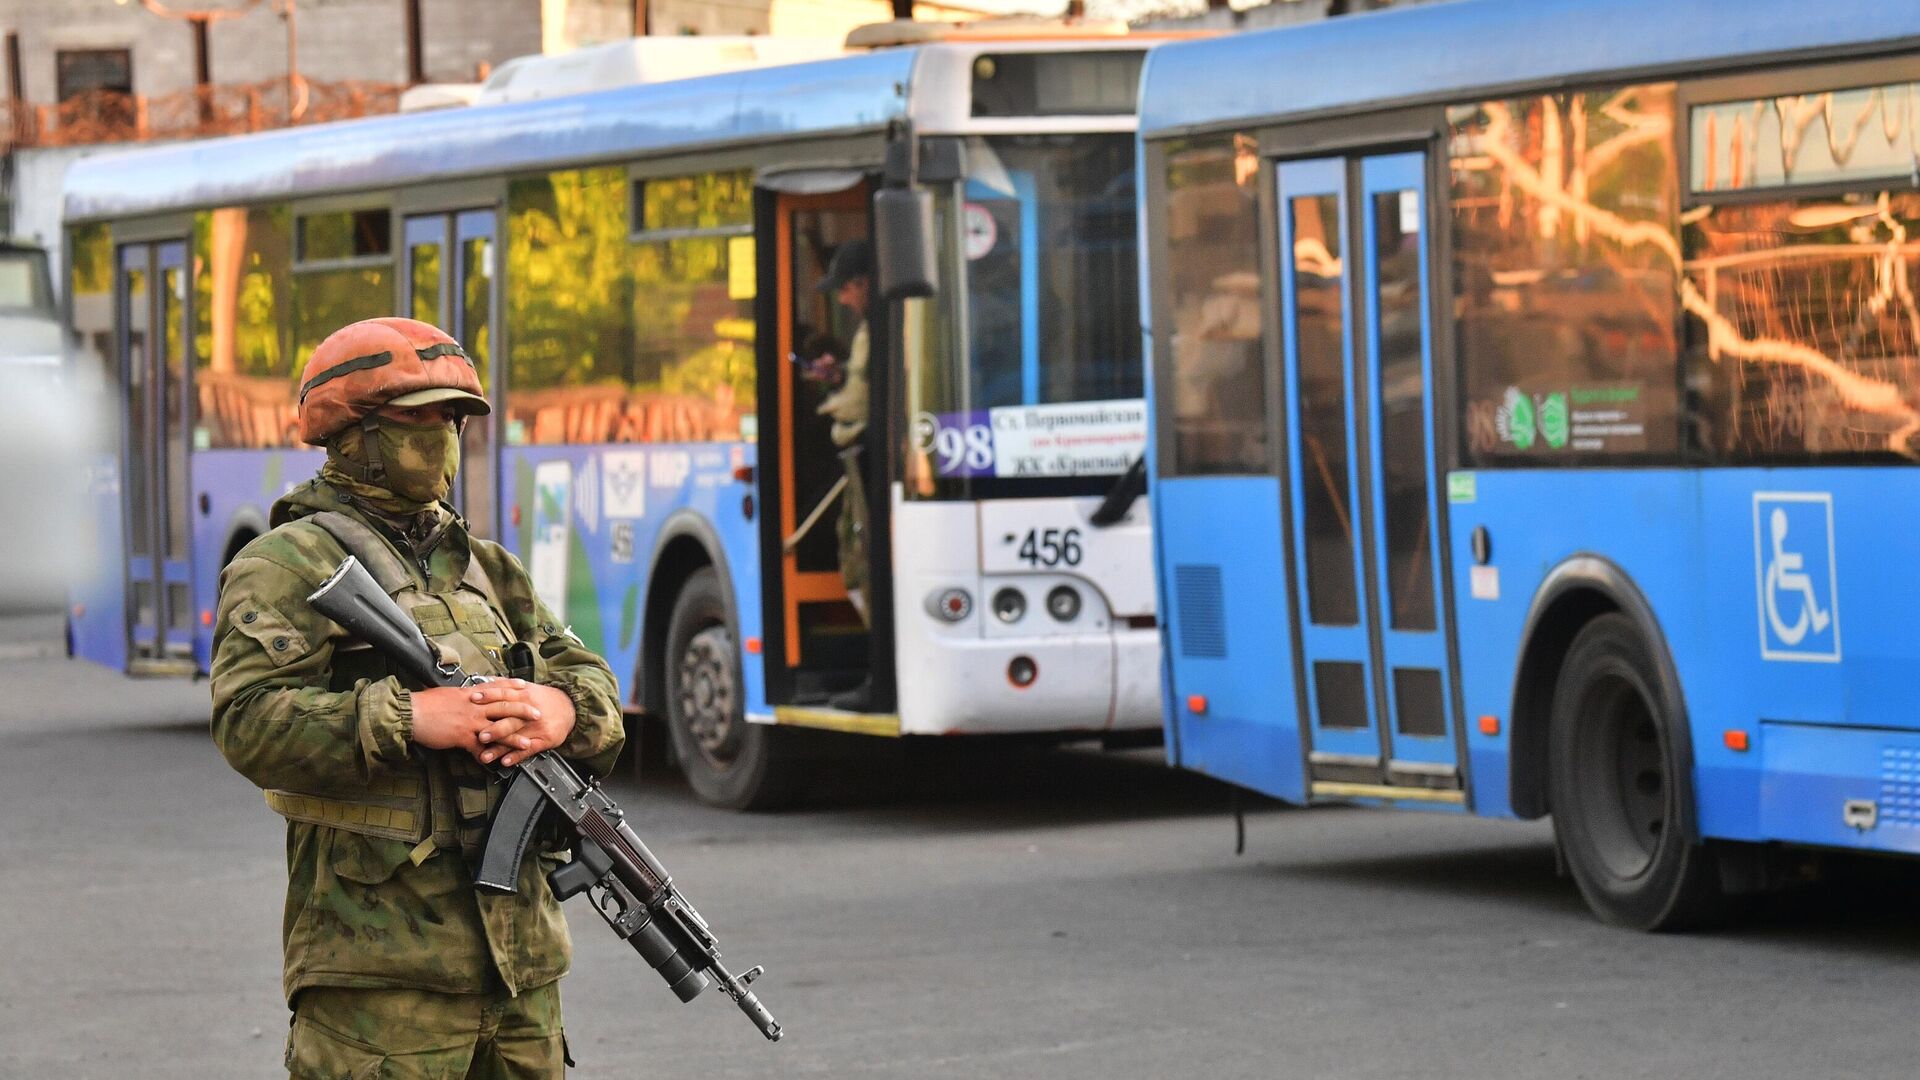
[1011,527,1082,568]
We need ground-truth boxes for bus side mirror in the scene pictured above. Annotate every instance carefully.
[874,187,938,301]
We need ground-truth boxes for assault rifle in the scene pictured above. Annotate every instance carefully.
[308,555,783,1042]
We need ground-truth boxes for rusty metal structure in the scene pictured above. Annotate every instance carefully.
[2,77,401,152]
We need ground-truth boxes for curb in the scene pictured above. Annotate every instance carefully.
[0,642,64,662]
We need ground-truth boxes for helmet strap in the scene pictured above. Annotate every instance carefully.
[359,414,386,484]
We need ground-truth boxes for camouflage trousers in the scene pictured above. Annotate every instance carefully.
[286,982,568,1079]
[836,447,869,626]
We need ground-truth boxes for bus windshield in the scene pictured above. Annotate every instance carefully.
[904,133,1145,499]
[0,247,55,318]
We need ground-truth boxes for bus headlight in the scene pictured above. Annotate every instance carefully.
[1045,585,1081,622]
[991,587,1026,623]
[927,587,972,622]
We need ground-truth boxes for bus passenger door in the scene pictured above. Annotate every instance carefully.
[760,186,874,707]
[1276,152,1460,799]
[119,240,195,672]
[402,209,498,537]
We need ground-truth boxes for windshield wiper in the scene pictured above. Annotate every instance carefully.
[1089,456,1147,528]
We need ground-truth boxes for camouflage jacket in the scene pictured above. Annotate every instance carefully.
[210,477,625,1002]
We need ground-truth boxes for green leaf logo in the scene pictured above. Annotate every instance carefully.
[1507,388,1535,450]
[1540,391,1569,449]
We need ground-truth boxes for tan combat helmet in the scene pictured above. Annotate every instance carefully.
[297,316,490,445]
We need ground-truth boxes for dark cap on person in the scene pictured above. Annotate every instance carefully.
[817,238,872,294]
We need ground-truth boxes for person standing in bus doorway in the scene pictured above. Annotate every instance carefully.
[817,239,873,621]
[209,317,625,1079]
[815,238,874,711]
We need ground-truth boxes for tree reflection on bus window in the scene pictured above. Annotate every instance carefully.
[191,206,296,449]
[506,167,756,446]
[1685,78,1920,463]
[1449,85,1683,465]
[68,222,114,393]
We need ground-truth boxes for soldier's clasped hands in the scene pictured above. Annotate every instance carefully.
[410,678,579,767]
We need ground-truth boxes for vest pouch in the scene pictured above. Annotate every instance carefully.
[450,591,508,649]
[328,832,416,886]
[264,769,430,845]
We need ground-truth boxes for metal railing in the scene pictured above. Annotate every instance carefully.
[2,77,404,151]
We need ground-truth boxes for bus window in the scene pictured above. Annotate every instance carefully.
[1691,79,1920,194]
[629,171,756,443]
[1160,133,1267,476]
[1290,192,1359,628]
[1449,85,1683,465]
[69,223,115,392]
[0,244,54,316]
[1685,77,1920,462]
[193,206,296,449]
[505,167,635,446]
[903,131,1147,499]
[293,272,392,388]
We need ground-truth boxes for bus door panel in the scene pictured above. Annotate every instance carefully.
[402,210,499,537]
[118,240,194,668]
[1278,159,1382,776]
[1278,153,1461,794]
[765,187,872,694]
[1357,152,1458,784]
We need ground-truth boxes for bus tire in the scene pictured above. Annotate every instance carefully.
[663,567,798,810]
[1548,612,1726,931]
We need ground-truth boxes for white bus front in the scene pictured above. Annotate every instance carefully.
[893,60,1159,737]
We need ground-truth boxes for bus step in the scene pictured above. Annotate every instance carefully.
[129,657,198,678]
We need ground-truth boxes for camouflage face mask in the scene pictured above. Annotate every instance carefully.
[373,419,460,504]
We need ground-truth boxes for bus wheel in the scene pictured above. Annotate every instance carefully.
[1548,612,1726,931]
[664,567,796,810]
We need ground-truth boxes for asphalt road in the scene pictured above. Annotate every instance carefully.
[5,652,1919,1079]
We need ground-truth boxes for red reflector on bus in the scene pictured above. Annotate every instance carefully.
[510,505,521,526]
[201,609,213,627]
[1724,729,1750,752]
[1187,694,1208,715]
[1478,715,1500,736]
[744,637,762,655]
[72,603,85,620]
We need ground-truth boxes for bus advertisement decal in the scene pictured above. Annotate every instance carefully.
[530,459,572,622]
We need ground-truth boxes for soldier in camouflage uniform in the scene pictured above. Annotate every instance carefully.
[210,316,625,1079]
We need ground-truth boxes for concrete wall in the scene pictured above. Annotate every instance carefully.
[0,0,549,101]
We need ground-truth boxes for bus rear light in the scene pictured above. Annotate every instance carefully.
[1007,655,1037,688]
[1724,729,1750,752]
[1478,715,1500,736]
[926,588,972,622]
[201,609,213,627]
[991,587,1026,623]
[744,637,762,655]
[1045,585,1081,622]
[1187,694,1208,715]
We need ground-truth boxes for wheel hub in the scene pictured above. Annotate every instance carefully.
[1576,670,1667,880]
[676,625,738,766]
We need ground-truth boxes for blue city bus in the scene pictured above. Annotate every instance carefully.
[64,30,1167,809]
[1139,0,1920,927]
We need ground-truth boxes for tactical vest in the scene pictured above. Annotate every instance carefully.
[263,510,520,862]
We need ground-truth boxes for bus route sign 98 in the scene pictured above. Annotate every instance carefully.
[913,399,1147,479]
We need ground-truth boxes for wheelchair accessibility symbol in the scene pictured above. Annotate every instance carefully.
[1752,492,1841,662]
